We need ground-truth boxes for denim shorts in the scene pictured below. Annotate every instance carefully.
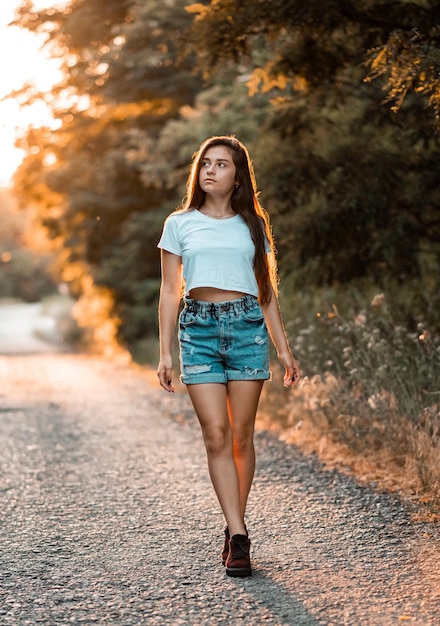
[179,295,271,384]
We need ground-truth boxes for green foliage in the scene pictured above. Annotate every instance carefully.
[186,0,440,99]
[0,191,57,302]
[256,89,440,307]
[92,209,165,343]
[103,0,199,106]
[0,248,55,302]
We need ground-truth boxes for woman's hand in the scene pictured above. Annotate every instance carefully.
[157,355,175,393]
[278,351,302,389]
[261,288,302,389]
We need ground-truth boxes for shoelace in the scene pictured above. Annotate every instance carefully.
[229,540,248,560]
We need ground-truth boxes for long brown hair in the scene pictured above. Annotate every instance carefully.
[182,135,278,304]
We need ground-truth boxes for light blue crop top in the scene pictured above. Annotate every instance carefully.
[157,209,270,297]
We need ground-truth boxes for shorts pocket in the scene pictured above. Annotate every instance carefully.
[242,305,265,323]
[179,309,197,327]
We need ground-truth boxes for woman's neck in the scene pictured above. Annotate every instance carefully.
[200,197,235,219]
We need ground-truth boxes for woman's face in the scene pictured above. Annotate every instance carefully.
[198,145,237,197]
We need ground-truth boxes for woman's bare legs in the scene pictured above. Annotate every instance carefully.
[227,380,264,518]
[187,380,264,536]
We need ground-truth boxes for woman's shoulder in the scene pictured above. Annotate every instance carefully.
[166,208,197,221]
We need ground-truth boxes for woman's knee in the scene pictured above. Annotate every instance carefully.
[202,425,231,457]
[232,428,254,456]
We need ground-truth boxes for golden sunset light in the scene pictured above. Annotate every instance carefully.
[0,1,66,187]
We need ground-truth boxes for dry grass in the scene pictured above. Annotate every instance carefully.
[259,339,440,523]
[289,295,440,520]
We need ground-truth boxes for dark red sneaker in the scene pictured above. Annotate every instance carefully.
[222,525,248,566]
[221,526,230,566]
[225,534,252,577]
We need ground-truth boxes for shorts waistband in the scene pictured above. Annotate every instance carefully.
[183,294,258,317]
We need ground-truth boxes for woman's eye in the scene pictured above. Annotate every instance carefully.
[201,161,227,168]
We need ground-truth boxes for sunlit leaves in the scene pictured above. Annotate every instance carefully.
[365,28,440,125]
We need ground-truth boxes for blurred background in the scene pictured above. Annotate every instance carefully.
[1,0,439,506]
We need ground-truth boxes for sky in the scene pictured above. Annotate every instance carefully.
[0,1,66,187]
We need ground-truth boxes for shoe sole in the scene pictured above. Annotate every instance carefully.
[226,567,252,577]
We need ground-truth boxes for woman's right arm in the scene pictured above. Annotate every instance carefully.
[157,250,182,392]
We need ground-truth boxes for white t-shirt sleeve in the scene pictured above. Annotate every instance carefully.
[157,215,182,256]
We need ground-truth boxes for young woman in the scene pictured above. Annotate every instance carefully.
[157,136,301,577]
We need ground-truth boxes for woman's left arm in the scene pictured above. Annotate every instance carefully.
[261,287,302,388]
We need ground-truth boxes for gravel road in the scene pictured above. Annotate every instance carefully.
[0,352,439,625]
[0,303,66,355]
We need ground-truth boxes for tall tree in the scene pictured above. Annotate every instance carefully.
[187,0,440,325]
